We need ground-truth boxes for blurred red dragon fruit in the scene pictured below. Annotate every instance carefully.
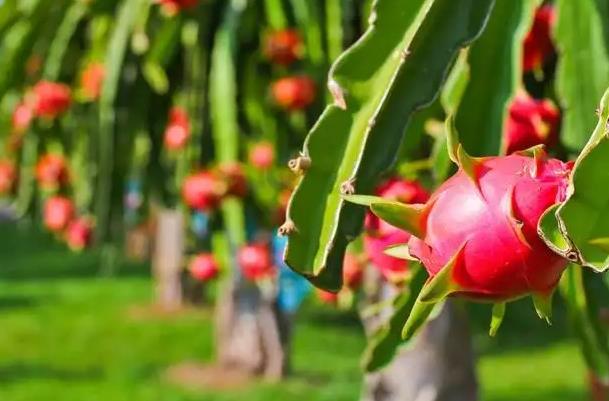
[65,217,93,251]
[523,5,555,74]
[182,171,225,211]
[217,162,247,198]
[12,102,33,133]
[249,141,275,170]
[30,81,72,119]
[36,154,69,190]
[271,76,316,111]
[405,151,572,304]
[163,107,190,150]
[189,253,220,282]
[158,0,198,15]
[237,244,275,281]
[44,196,74,232]
[263,29,302,66]
[504,93,560,154]
[0,160,15,195]
[364,178,429,283]
[81,62,105,101]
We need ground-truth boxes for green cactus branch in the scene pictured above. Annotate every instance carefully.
[554,0,609,152]
[455,0,539,156]
[283,0,495,291]
[539,87,609,271]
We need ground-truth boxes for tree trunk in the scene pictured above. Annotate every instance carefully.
[152,209,184,311]
[215,278,288,381]
[362,272,478,401]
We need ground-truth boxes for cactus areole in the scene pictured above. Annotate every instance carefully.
[407,152,571,303]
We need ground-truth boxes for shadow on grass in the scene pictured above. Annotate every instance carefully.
[485,388,586,401]
[301,305,362,331]
[0,363,102,383]
[0,223,149,281]
[0,294,40,310]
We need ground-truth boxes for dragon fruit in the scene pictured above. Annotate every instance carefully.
[249,141,275,170]
[182,171,225,211]
[0,161,15,195]
[30,81,72,119]
[12,102,33,133]
[158,0,198,15]
[343,251,364,289]
[189,253,220,282]
[347,136,573,331]
[504,93,560,154]
[263,29,302,66]
[81,63,105,101]
[217,162,247,198]
[523,5,555,74]
[36,154,69,190]
[65,217,93,251]
[44,196,74,232]
[271,76,316,111]
[405,151,571,304]
[163,107,190,150]
[364,178,429,283]
[238,244,275,281]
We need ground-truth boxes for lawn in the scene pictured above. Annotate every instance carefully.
[0,223,587,401]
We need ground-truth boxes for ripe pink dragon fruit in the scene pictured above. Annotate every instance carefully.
[182,171,225,210]
[504,93,560,154]
[523,5,555,74]
[65,217,93,251]
[158,0,198,15]
[364,178,429,283]
[163,107,190,150]
[249,141,275,170]
[237,244,275,281]
[189,253,220,282]
[263,29,302,66]
[405,152,571,303]
[12,102,33,133]
[271,76,316,111]
[36,154,69,190]
[216,162,247,198]
[0,160,15,195]
[30,81,72,119]
[44,196,74,232]
[81,63,105,101]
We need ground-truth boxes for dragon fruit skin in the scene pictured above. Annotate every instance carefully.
[407,154,572,301]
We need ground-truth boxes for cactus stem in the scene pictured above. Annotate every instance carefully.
[328,79,347,110]
[400,48,411,61]
[339,178,356,195]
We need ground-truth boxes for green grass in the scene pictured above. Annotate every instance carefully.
[0,223,588,401]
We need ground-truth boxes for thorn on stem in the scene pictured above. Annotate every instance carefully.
[278,220,296,236]
[340,178,356,195]
[288,155,311,174]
